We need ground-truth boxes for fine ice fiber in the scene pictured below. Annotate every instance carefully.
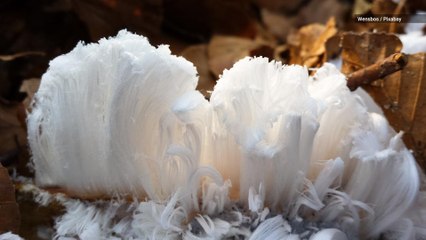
[26,30,426,240]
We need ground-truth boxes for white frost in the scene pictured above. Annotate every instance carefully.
[27,30,426,239]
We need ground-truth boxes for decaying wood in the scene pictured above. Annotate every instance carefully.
[347,53,408,91]
[0,164,20,234]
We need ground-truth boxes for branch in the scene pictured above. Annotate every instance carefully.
[346,53,408,91]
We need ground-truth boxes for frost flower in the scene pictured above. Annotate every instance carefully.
[27,30,426,239]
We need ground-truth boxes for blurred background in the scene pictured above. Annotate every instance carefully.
[0,0,425,100]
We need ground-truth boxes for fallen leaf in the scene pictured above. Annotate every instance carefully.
[207,36,273,77]
[380,53,426,169]
[180,45,215,97]
[341,33,426,169]
[288,17,338,67]
[324,34,342,61]
[341,32,402,74]
[372,0,406,33]
[208,36,254,77]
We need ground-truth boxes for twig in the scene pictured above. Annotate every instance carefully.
[346,52,408,91]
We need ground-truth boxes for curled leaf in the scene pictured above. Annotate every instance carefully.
[288,17,337,67]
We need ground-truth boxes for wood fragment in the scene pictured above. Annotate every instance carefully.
[347,53,408,91]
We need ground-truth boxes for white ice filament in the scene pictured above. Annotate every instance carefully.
[27,30,426,239]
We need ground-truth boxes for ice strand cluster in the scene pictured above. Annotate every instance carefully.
[27,30,426,239]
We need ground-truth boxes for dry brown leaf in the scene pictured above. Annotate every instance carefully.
[208,36,255,77]
[180,45,215,97]
[341,33,426,170]
[341,32,402,74]
[372,0,406,33]
[407,54,426,169]
[207,36,273,77]
[373,53,426,169]
[0,164,20,233]
[310,19,338,57]
[324,34,342,61]
[288,18,337,67]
